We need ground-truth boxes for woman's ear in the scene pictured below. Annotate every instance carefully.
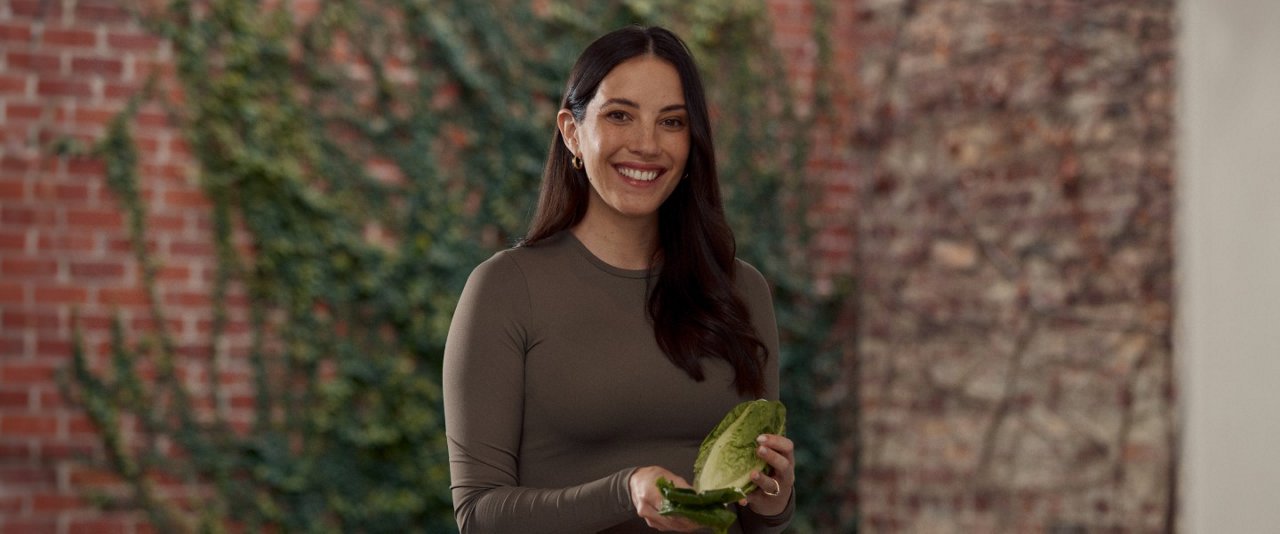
[557,109,579,155]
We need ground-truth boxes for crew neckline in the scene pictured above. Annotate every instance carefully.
[561,231,654,280]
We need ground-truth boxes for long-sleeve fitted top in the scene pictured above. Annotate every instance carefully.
[443,231,794,533]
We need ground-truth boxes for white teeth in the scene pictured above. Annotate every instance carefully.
[617,166,659,181]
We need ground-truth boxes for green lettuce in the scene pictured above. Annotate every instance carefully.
[657,478,738,531]
[657,399,787,533]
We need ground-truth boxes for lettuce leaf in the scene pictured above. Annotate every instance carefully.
[656,478,737,533]
[693,399,786,494]
[655,399,787,533]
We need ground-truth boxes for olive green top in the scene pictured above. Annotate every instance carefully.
[443,231,793,533]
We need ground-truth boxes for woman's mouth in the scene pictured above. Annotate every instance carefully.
[616,165,662,182]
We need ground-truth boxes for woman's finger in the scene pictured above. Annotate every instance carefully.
[737,436,796,516]
[757,441,793,477]
[756,433,795,456]
[752,471,783,497]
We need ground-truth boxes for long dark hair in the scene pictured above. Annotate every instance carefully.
[522,26,767,398]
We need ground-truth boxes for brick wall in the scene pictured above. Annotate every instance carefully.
[1,1,217,532]
[768,0,862,282]
[0,0,1175,532]
[846,0,1176,531]
[0,2,864,531]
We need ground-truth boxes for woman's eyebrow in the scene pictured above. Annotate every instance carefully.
[601,98,687,113]
[602,97,640,109]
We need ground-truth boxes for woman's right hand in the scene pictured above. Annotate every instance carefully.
[628,466,705,532]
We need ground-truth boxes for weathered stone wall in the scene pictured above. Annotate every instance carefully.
[847,0,1176,531]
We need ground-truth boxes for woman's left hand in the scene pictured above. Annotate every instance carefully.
[737,433,795,516]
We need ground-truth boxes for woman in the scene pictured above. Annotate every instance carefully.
[443,25,795,533]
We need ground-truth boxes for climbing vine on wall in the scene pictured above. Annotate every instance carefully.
[61,0,846,532]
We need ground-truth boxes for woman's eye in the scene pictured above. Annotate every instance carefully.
[606,111,629,121]
[662,117,685,128]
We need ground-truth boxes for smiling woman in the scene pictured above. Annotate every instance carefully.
[442,26,797,533]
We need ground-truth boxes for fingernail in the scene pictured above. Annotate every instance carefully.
[759,446,769,455]
[757,435,767,443]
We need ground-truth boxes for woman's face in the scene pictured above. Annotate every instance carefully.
[559,55,691,224]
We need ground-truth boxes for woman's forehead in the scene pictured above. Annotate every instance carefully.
[593,56,685,107]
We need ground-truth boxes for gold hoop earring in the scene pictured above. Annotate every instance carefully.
[571,155,583,170]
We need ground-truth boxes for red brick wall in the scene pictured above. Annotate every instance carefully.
[2,1,216,531]
[0,2,865,531]
[768,0,861,283]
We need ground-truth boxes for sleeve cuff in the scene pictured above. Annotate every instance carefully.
[739,487,795,530]
[614,467,639,517]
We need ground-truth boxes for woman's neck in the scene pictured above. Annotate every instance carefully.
[570,211,659,270]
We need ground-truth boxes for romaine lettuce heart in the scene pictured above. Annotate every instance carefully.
[693,399,786,494]
[656,400,787,534]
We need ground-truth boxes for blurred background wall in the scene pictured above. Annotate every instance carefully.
[1,2,201,532]
[845,1,1176,531]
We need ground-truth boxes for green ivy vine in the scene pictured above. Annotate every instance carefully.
[62,0,850,532]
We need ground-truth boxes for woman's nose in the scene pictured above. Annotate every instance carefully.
[628,123,660,156]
